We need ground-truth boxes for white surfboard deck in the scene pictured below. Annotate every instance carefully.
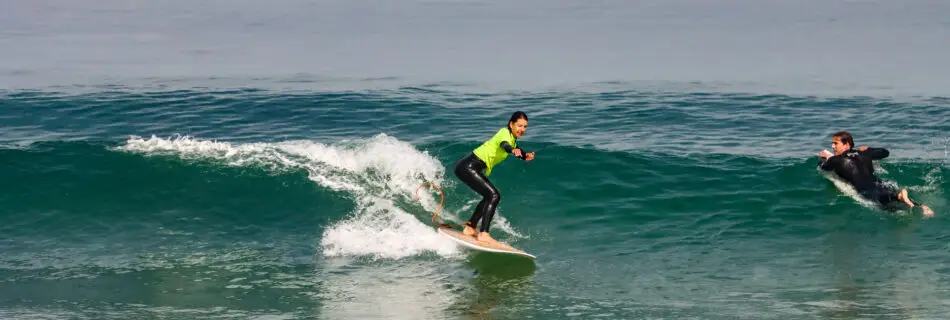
[437,227,536,259]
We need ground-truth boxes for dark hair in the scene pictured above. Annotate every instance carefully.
[833,131,854,147]
[508,111,528,124]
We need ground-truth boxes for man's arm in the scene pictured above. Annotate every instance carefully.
[857,146,889,160]
[818,155,836,171]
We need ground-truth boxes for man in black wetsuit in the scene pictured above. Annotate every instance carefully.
[817,131,933,217]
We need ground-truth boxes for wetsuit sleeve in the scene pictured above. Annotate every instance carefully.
[818,155,837,171]
[499,141,527,160]
[499,141,514,153]
[516,146,529,159]
[861,147,889,160]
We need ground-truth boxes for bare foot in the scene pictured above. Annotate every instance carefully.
[898,189,915,207]
[921,205,934,218]
[476,232,499,245]
[462,225,476,236]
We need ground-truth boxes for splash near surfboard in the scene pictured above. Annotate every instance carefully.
[416,183,536,260]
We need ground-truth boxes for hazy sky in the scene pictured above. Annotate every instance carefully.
[2,0,948,95]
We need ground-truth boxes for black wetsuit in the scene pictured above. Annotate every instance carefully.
[453,141,527,233]
[818,147,905,207]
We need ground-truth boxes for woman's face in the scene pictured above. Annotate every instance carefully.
[509,119,527,138]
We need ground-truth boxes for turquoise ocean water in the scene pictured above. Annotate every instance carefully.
[3,1,950,319]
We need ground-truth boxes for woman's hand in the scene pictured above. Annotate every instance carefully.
[513,148,523,158]
[525,152,535,161]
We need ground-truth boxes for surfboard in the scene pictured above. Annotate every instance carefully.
[437,227,536,259]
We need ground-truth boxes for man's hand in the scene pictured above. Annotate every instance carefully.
[857,146,868,151]
[525,152,535,161]
[818,149,833,158]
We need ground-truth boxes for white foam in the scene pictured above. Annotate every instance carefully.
[914,167,943,193]
[116,133,526,259]
[320,197,460,259]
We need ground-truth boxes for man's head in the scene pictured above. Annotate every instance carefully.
[831,131,854,155]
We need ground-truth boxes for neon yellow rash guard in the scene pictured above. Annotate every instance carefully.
[472,127,517,176]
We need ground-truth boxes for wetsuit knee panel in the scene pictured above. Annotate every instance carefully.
[488,189,500,203]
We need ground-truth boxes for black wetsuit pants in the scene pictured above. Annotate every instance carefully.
[859,180,914,209]
[860,181,897,206]
[454,153,500,233]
